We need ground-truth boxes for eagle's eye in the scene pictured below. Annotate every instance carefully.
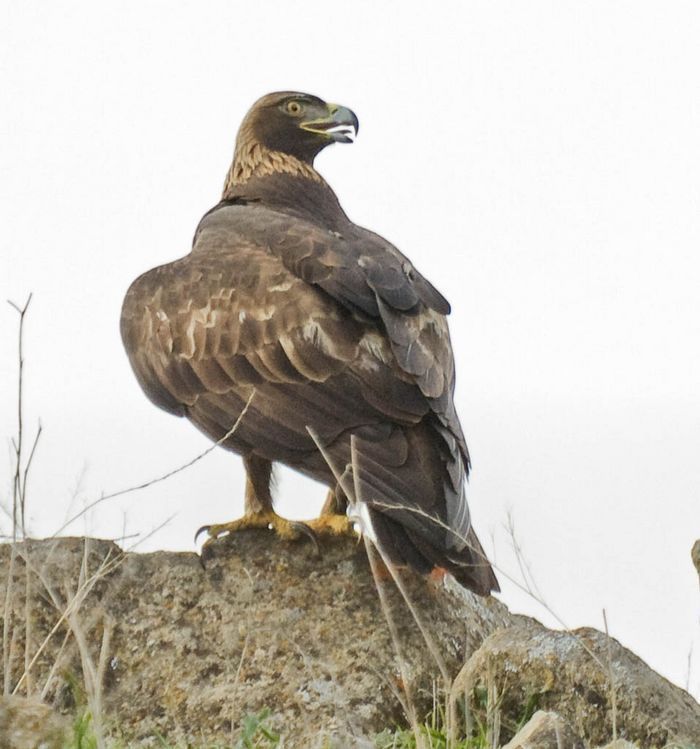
[285,100,304,116]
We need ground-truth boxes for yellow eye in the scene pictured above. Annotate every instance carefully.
[286,100,304,115]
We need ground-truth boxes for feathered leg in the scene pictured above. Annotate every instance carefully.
[196,456,354,550]
[197,454,304,543]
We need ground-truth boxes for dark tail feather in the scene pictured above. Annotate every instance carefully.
[368,509,499,596]
[442,524,500,595]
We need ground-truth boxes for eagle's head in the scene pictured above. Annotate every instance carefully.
[226,92,358,191]
[241,91,359,161]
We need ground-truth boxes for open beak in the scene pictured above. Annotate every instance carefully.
[300,103,359,143]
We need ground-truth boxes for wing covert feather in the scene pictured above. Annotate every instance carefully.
[123,202,470,472]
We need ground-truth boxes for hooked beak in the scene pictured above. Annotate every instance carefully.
[300,103,359,143]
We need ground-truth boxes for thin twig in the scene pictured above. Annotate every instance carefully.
[39,628,72,702]
[4,296,34,698]
[369,497,612,675]
[23,548,32,696]
[363,537,422,744]
[3,543,18,695]
[12,543,121,695]
[602,609,617,741]
[8,293,34,540]
[53,389,256,537]
[307,428,425,747]
[685,645,693,694]
[20,423,42,518]
[15,514,175,697]
[485,658,501,749]
[505,510,545,602]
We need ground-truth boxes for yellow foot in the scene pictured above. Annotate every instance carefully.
[195,511,357,563]
[305,513,358,537]
[195,510,305,544]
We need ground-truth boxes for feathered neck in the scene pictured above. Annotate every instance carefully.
[222,125,323,198]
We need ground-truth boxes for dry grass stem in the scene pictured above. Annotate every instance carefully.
[53,389,256,538]
[449,659,475,746]
[369,497,614,678]
[40,628,72,701]
[308,428,435,747]
[66,609,113,749]
[485,659,502,749]
[602,608,617,741]
[7,294,41,541]
[23,544,32,695]
[3,542,18,695]
[505,510,544,601]
[11,541,121,695]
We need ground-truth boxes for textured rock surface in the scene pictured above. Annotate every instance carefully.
[461,623,700,748]
[2,536,700,748]
[501,710,583,749]
[0,695,69,749]
[0,535,511,747]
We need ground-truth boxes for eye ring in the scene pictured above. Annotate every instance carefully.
[286,100,304,116]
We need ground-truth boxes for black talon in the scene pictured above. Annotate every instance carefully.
[291,521,322,558]
[199,540,217,569]
[194,524,211,544]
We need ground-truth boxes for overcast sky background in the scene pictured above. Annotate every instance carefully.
[1,1,699,699]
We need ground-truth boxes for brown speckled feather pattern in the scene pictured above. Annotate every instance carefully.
[121,173,498,595]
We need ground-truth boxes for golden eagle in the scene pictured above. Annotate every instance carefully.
[121,92,498,595]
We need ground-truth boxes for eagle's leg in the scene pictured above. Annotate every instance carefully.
[197,462,356,558]
[197,454,309,544]
[306,485,356,536]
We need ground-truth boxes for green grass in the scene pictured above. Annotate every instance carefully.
[374,686,542,749]
[66,711,101,749]
[63,708,281,749]
[60,688,543,748]
[374,702,489,749]
[233,709,280,749]
[375,725,488,749]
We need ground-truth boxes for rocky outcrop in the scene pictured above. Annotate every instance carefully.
[0,695,69,749]
[1,535,699,748]
[461,623,700,747]
[0,535,511,747]
[500,710,583,749]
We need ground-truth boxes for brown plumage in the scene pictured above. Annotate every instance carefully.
[120,91,499,595]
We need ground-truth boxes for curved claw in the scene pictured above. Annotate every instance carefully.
[194,524,211,544]
[194,513,324,560]
[290,521,322,558]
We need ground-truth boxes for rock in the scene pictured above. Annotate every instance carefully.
[0,695,70,749]
[692,540,700,587]
[595,741,639,749]
[461,623,700,748]
[501,710,583,749]
[0,535,512,747]
[3,536,700,748]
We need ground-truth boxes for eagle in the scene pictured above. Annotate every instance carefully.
[120,91,499,596]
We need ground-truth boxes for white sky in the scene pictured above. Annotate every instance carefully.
[1,1,699,699]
